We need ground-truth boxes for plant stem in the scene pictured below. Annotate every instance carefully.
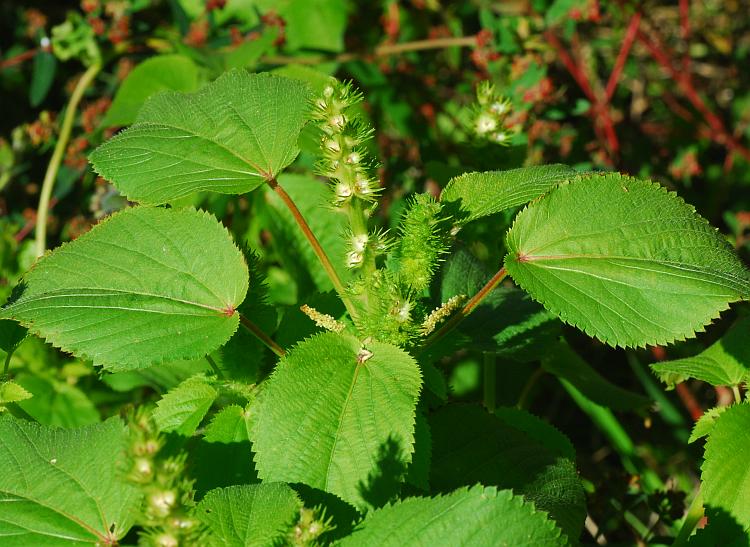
[732,385,742,404]
[483,352,496,412]
[261,35,478,66]
[266,178,359,321]
[35,61,101,258]
[205,354,224,379]
[421,267,508,350]
[239,313,285,358]
[3,352,12,377]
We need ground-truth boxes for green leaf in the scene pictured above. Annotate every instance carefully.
[429,404,585,539]
[505,174,750,348]
[29,49,57,107]
[542,342,649,410]
[91,71,311,205]
[102,357,209,392]
[440,164,576,224]
[338,485,568,546]
[702,402,750,530]
[204,404,250,443]
[14,373,99,427]
[102,54,201,127]
[222,29,278,71]
[405,411,431,491]
[1,207,248,371]
[689,406,728,443]
[251,332,422,509]
[0,416,140,545]
[0,381,32,408]
[152,374,217,436]
[0,319,27,353]
[494,406,576,461]
[651,315,750,388]
[283,0,348,52]
[196,483,302,547]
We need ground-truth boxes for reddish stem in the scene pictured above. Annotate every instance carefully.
[679,0,691,71]
[0,48,39,70]
[675,383,703,421]
[636,29,750,162]
[544,30,619,159]
[605,12,641,101]
[15,198,58,242]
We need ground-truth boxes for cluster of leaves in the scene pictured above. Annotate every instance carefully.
[2,1,750,545]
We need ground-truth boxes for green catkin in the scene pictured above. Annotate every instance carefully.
[394,193,450,293]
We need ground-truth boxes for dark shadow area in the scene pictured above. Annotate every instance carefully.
[357,435,410,509]
[682,506,749,546]
[189,436,258,498]
[292,483,360,542]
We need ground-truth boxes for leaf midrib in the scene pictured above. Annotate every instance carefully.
[130,120,271,179]
[6,287,228,315]
[324,360,367,492]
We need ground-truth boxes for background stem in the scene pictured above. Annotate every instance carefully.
[35,62,101,258]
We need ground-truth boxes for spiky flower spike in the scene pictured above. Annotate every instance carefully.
[312,79,385,273]
[124,408,206,546]
[393,193,451,293]
[472,81,516,145]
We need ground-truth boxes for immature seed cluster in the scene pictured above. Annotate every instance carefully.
[472,81,515,145]
[312,80,390,271]
[312,81,380,206]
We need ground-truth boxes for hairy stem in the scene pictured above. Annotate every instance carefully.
[262,35,477,66]
[266,178,359,321]
[239,313,286,358]
[36,61,101,257]
[421,267,508,350]
[732,385,742,404]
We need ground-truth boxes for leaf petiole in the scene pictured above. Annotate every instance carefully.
[239,313,286,358]
[266,177,360,322]
[420,266,508,351]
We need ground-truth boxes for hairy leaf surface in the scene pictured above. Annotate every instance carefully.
[338,485,568,546]
[152,375,217,436]
[0,416,140,545]
[505,174,750,347]
[1,207,248,370]
[429,404,585,539]
[652,315,750,388]
[440,164,576,223]
[196,483,302,547]
[251,332,421,509]
[701,402,750,530]
[91,71,311,204]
